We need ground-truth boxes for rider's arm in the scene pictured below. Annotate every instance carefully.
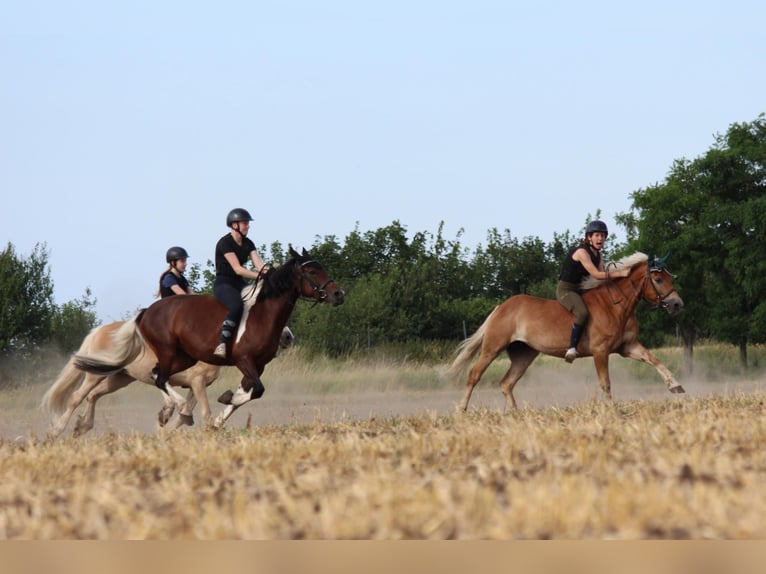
[223,251,263,281]
[573,249,628,280]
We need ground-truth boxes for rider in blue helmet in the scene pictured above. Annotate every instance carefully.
[556,220,629,363]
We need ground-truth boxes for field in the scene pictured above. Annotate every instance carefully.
[1,346,766,539]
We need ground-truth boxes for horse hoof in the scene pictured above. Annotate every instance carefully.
[179,414,194,426]
[670,385,686,394]
[217,389,233,405]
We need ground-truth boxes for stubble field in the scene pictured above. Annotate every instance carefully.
[1,347,765,539]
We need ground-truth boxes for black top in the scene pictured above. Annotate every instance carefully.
[559,245,601,284]
[159,271,190,298]
[215,233,256,279]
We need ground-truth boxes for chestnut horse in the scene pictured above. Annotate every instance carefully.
[448,252,685,411]
[74,247,343,427]
[42,321,294,438]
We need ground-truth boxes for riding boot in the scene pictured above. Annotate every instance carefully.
[565,323,584,363]
[214,319,237,358]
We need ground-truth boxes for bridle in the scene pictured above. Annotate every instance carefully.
[297,259,337,306]
[643,266,679,310]
[606,262,678,310]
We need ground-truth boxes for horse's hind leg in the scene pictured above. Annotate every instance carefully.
[74,372,133,436]
[460,347,506,412]
[500,344,540,411]
[48,372,106,439]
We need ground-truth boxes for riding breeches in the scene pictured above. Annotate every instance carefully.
[214,277,245,325]
[556,280,589,326]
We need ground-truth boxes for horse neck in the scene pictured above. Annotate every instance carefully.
[247,281,300,333]
[616,264,649,315]
[587,264,646,319]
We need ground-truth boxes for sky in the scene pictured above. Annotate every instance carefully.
[1,1,764,323]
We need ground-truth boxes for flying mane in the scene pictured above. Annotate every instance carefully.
[581,252,648,291]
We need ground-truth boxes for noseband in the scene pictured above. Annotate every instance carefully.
[298,259,337,305]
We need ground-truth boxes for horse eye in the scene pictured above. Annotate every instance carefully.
[654,277,664,284]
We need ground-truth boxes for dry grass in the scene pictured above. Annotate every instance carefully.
[2,389,765,539]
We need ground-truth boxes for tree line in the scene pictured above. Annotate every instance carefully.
[2,113,764,370]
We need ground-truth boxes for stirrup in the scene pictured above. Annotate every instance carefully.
[564,347,578,363]
[213,343,227,358]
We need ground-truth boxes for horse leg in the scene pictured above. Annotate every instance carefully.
[592,352,613,400]
[154,356,195,410]
[170,389,197,429]
[74,372,133,436]
[157,392,177,427]
[499,344,540,411]
[620,341,685,394]
[47,372,106,439]
[460,345,507,412]
[215,374,265,428]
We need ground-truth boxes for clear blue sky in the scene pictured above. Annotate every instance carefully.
[2,1,764,322]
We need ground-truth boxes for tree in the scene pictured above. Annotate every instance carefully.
[50,288,99,353]
[0,242,55,354]
[618,114,766,369]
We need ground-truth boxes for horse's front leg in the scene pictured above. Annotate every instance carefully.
[215,371,265,428]
[620,341,685,394]
[592,353,613,400]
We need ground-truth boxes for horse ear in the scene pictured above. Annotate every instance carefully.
[648,254,656,268]
[302,248,309,256]
[288,245,298,258]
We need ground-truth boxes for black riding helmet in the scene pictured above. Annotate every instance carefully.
[585,220,608,236]
[226,208,254,227]
[166,246,189,263]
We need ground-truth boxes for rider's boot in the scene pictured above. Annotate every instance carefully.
[214,319,237,358]
[565,323,584,363]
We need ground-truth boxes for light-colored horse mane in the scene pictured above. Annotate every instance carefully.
[236,282,264,342]
[581,252,648,291]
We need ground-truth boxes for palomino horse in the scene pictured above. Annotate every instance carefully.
[75,247,343,427]
[448,253,685,411]
[42,322,294,438]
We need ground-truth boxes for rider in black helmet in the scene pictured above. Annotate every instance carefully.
[212,208,270,358]
[556,220,629,363]
[156,246,193,298]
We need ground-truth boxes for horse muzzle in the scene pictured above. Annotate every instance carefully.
[663,295,684,315]
[325,288,345,306]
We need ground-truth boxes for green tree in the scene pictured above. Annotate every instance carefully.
[618,114,766,369]
[0,242,55,353]
[50,288,99,353]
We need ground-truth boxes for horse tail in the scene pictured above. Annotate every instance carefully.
[73,313,146,375]
[41,327,101,414]
[447,305,499,378]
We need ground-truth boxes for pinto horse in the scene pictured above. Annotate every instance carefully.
[42,321,294,438]
[75,247,343,427]
[448,252,685,411]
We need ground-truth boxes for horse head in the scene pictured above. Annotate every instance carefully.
[290,246,345,306]
[644,253,683,314]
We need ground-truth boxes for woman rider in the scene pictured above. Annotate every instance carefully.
[556,220,629,362]
[213,208,269,358]
[156,246,193,298]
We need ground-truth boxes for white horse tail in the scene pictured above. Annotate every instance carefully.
[446,305,499,378]
[73,314,145,375]
[41,327,102,414]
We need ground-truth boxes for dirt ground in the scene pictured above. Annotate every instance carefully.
[3,360,763,440]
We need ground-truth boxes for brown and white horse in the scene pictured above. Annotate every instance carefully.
[42,322,294,438]
[448,252,685,411]
[74,247,343,428]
